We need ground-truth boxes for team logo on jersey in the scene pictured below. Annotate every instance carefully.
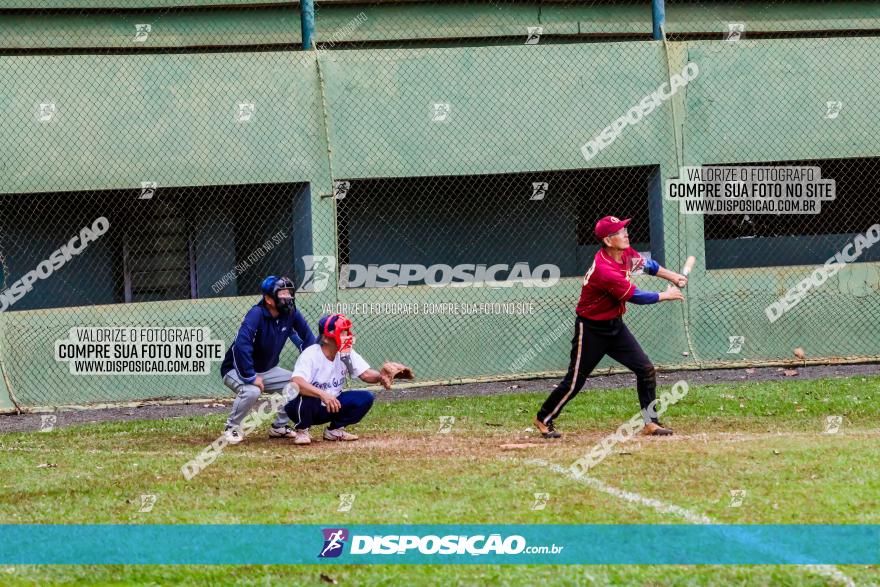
[609,216,620,222]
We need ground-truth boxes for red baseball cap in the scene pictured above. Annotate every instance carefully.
[594,216,631,240]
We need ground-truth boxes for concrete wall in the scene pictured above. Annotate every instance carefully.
[1,2,879,407]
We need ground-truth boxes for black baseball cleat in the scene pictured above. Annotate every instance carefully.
[642,421,673,436]
[534,417,562,439]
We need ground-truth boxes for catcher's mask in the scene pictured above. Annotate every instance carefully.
[319,313,355,353]
[260,275,296,315]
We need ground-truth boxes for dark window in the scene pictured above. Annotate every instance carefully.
[703,158,880,269]
[335,166,657,286]
[0,183,304,311]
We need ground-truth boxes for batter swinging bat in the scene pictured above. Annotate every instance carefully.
[679,256,696,287]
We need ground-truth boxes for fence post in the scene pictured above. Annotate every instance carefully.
[652,0,666,40]
[301,0,315,50]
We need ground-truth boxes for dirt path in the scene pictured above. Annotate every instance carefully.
[1,362,878,434]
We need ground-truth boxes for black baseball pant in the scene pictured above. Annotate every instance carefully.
[537,315,658,425]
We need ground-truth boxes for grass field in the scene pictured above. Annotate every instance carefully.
[2,374,879,586]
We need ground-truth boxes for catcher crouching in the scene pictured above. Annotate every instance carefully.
[284,313,413,445]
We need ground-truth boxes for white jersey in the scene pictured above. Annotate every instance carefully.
[292,344,370,398]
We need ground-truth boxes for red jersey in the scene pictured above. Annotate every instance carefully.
[576,247,644,320]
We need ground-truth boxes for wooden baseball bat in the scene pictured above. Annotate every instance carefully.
[682,255,696,276]
[679,256,696,287]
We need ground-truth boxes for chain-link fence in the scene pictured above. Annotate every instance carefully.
[1,1,878,409]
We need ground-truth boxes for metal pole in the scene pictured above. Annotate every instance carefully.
[301,0,315,50]
[652,0,665,40]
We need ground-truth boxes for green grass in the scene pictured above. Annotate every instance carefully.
[1,375,879,585]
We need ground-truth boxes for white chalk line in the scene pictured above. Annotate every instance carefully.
[521,457,856,587]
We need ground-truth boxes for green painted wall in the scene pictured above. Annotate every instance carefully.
[5,2,880,49]
[1,5,879,407]
[0,53,328,193]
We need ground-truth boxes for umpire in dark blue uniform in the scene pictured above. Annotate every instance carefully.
[219,275,316,444]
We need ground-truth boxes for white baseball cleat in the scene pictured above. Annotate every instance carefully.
[293,428,312,445]
[268,425,296,439]
[323,427,359,441]
[224,426,243,444]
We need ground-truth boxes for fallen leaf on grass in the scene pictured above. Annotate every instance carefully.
[320,573,337,584]
[36,463,57,469]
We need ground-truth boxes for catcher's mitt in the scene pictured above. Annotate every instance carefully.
[379,361,414,389]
